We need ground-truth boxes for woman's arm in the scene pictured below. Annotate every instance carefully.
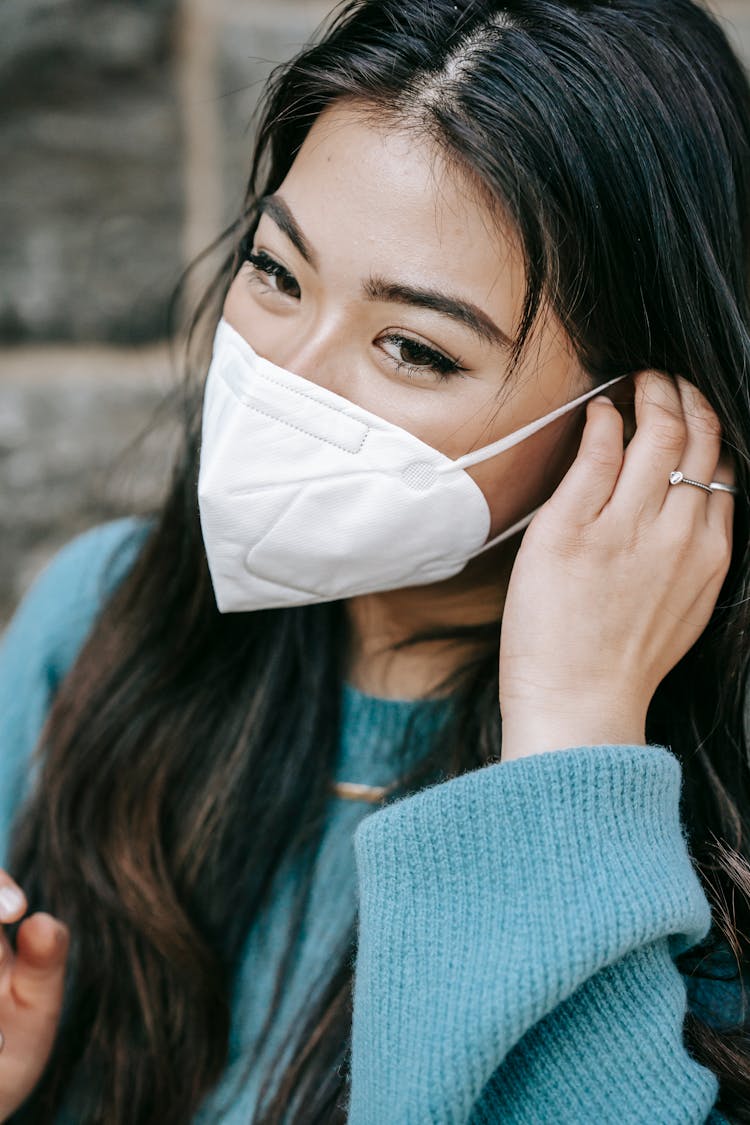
[347,743,724,1124]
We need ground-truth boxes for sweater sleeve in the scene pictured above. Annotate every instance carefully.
[347,743,729,1124]
[0,517,152,870]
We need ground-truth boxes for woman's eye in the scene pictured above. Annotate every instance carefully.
[245,250,301,299]
[379,334,465,383]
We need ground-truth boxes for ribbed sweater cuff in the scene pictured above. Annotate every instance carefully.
[348,744,715,1124]
[470,938,719,1123]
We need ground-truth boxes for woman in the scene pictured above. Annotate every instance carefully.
[0,0,748,1120]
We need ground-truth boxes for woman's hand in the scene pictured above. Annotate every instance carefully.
[0,875,69,1122]
[498,369,736,762]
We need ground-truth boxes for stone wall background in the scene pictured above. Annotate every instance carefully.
[0,0,332,626]
[1,0,749,626]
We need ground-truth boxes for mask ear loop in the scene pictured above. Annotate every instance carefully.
[454,372,632,560]
[440,372,630,475]
[466,508,540,559]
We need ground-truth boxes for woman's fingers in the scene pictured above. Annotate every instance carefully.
[540,393,624,525]
[547,369,733,540]
[12,913,69,1014]
[659,373,724,522]
[0,877,25,994]
[0,870,72,1121]
[0,882,25,926]
[670,374,723,492]
[655,376,733,567]
[0,870,69,1020]
[706,449,737,541]
[614,370,687,519]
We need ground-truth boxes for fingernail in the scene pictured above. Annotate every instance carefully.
[0,886,25,918]
[592,396,612,405]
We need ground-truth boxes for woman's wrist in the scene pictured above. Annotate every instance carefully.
[499,704,648,762]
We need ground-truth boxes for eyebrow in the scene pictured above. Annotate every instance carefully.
[362,277,514,351]
[258,194,319,269]
[257,193,514,351]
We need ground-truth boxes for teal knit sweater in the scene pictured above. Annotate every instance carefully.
[0,517,744,1123]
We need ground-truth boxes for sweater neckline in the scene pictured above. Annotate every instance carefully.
[335,680,452,787]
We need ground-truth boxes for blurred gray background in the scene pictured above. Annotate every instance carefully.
[0,0,332,625]
[1,0,749,626]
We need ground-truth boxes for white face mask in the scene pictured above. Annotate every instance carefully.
[197,317,628,612]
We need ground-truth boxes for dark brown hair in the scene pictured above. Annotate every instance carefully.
[7,0,750,1121]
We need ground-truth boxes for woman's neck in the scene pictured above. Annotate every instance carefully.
[344,551,512,701]
[345,645,462,701]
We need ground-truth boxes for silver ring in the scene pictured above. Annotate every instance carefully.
[669,471,739,495]
[669,470,713,494]
[0,1029,6,1052]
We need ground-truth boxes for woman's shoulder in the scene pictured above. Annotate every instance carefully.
[1,515,154,689]
[0,517,154,861]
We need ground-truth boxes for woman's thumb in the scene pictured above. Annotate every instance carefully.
[12,913,69,1012]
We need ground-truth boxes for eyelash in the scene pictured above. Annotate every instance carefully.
[379,334,464,382]
[245,250,300,296]
[242,248,466,384]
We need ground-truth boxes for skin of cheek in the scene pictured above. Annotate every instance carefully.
[462,329,594,542]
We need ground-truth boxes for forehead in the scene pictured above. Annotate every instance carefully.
[272,100,523,300]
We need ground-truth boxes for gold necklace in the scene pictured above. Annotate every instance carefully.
[329,779,399,803]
